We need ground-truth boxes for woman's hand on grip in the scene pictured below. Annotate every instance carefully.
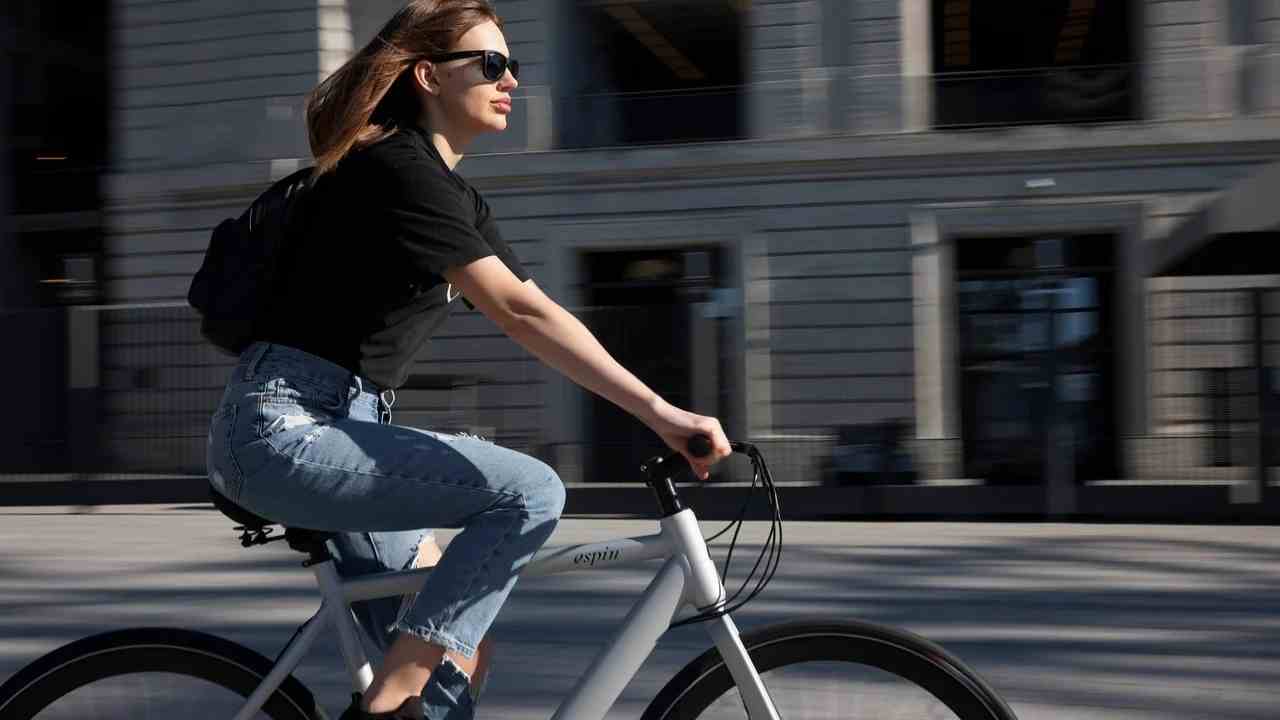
[647,399,731,480]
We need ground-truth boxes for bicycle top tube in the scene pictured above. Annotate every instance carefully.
[341,527,689,604]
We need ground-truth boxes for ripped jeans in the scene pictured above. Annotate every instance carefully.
[207,342,566,719]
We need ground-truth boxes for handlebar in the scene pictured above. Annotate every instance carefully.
[641,434,753,484]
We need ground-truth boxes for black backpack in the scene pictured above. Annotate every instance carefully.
[187,166,315,356]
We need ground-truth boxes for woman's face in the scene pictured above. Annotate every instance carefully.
[420,20,517,138]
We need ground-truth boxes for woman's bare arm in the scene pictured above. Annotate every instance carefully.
[444,255,730,476]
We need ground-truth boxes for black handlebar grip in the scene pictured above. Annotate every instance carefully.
[687,434,713,458]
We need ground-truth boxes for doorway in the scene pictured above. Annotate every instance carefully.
[956,234,1120,484]
[579,246,725,481]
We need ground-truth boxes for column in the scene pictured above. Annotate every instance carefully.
[748,0,828,138]
[1144,0,1216,119]
[911,212,962,480]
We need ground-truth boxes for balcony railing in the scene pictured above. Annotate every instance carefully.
[932,62,1139,129]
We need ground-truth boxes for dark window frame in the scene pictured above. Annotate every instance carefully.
[555,0,747,149]
[930,0,1142,129]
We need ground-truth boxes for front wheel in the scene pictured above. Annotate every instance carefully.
[0,627,324,720]
[645,619,1018,720]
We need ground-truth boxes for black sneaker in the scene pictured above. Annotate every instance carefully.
[337,693,424,720]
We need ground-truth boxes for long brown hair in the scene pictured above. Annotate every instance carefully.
[305,0,503,178]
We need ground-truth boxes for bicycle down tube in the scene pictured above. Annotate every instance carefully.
[231,506,780,720]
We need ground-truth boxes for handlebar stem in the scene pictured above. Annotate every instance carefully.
[640,452,689,518]
[648,476,684,517]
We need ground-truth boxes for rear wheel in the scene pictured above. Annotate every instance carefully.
[644,619,1018,720]
[0,627,324,720]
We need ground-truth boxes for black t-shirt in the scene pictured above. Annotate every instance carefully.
[258,123,530,390]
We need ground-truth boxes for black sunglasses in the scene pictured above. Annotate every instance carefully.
[427,50,519,82]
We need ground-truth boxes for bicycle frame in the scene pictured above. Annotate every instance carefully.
[231,507,780,720]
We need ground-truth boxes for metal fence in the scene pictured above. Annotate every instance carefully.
[6,284,1280,510]
[1137,284,1280,498]
[0,303,515,481]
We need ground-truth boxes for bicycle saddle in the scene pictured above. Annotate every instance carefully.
[208,484,334,551]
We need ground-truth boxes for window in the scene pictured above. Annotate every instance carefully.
[10,0,110,214]
[932,0,1138,128]
[6,0,109,308]
[557,0,745,148]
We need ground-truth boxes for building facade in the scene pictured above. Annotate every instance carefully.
[8,0,1280,516]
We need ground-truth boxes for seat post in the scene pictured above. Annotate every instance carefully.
[285,528,334,566]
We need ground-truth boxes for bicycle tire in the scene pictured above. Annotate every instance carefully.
[0,627,325,720]
[644,618,1018,720]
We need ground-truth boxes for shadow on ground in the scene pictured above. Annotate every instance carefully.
[1,514,1277,720]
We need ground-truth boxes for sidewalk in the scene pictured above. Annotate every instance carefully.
[2,505,1278,719]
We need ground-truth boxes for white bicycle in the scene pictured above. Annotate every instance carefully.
[0,438,1018,719]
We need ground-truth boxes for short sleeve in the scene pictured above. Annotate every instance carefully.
[474,189,531,283]
[378,157,495,280]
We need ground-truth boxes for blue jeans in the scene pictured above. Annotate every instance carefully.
[207,342,565,717]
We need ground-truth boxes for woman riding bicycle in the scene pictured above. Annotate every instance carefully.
[204,1,731,718]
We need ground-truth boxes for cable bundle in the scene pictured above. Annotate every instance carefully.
[671,441,782,628]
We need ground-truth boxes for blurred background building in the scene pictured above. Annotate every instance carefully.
[3,0,1280,518]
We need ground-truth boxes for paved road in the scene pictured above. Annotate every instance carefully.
[1,505,1277,719]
